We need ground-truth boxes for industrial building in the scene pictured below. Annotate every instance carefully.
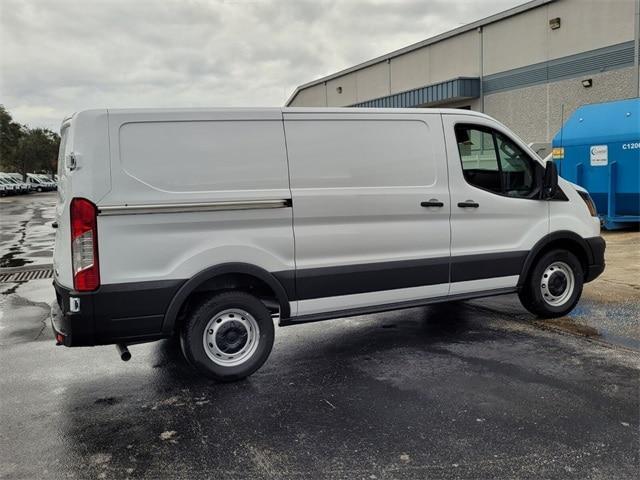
[286,0,640,147]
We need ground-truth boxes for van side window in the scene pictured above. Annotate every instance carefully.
[495,132,535,197]
[455,125,537,198]
[455,126,501,194]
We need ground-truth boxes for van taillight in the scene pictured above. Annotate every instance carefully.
[70,198,100,291]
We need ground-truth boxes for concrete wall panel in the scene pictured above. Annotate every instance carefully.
[289,84,326,107]
[547,0,636,60]
[356,62,390,102]
[429,30,481,83]
[483,6,548,75]
[390,47,430,94]
[484,83,549,143]
[327,72,357,106]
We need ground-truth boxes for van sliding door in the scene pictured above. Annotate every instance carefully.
[283,112,451,317]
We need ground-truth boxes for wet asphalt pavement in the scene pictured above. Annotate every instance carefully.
[1,193,639,479]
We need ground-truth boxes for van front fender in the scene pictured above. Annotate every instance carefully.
[517,230,597,288]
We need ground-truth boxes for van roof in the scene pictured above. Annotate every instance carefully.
[63,107,492,129]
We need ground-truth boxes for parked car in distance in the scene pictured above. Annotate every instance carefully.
[40,174,58,190]
[0,178,11,196]
[51,107,605,382]
[0,177,17,195]
[0,175,30,194]
[26,173,56,192]
[34,174,57,190]
[26,174,45,192]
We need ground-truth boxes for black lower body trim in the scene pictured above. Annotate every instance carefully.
[451,251,527,282]
[584,236,606,283]
[279,287,516,326]
[276,251,528,302]
[291,257,449,301]
[53,279,184,346]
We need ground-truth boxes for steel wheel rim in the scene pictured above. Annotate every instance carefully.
[540,261,575,307]
[203,309,260,366]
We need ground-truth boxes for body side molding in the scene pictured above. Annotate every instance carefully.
[274,251,529,302]
[98,199,292,216]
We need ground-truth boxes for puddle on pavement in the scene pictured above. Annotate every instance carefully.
[0,202,54,268]
[1,283,21,296]
[536,314,640,351]
[536,317,600,337]
[1,220,32,268]
[0,293,50,345]
[0,249,33,268]
[470,294,640,351]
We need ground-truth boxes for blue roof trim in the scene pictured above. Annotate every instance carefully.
[351,77,480,108]
[484,41,635,94]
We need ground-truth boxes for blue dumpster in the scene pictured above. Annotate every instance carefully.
[552,98,640,230]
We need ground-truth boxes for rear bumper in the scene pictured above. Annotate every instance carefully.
[584,236,606,283]
[52,279,183,347]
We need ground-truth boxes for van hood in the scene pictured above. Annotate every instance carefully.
[566,180,588,194]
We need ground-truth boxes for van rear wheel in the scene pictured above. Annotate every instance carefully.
[180,291,274,381]
[518,249,584,318]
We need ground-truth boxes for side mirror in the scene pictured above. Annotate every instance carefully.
[542,161,559,199]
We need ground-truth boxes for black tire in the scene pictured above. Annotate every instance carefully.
[179,291,274,381]
[518,249,584,318]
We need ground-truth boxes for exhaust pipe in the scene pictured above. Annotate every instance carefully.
[116,344,131,362]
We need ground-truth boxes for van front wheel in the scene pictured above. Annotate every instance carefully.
[180,291,274,381]
[518,249,584,318]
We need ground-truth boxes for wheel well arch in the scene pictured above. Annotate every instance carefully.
[518,231,592,288]
[162,263,291,335]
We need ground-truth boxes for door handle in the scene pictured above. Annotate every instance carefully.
[421,200,444,208]
[51,221,58,229]
[457,201,479,208]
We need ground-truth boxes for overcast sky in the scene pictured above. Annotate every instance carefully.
[1,0,526,131]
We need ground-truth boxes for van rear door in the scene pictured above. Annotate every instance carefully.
[53,110,111,289]
[53,119,72,287]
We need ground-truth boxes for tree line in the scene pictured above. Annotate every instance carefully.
[0,105,60,180]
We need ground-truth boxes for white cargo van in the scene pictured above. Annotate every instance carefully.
[51,108,605,381]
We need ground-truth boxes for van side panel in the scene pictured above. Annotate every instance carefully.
[98,111,295,288]
[284,112,451,316]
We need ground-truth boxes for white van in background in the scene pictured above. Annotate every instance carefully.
[26,173,56,192]
[0,174,30,194]
[0,177,15,195]
[51,108,605,381]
